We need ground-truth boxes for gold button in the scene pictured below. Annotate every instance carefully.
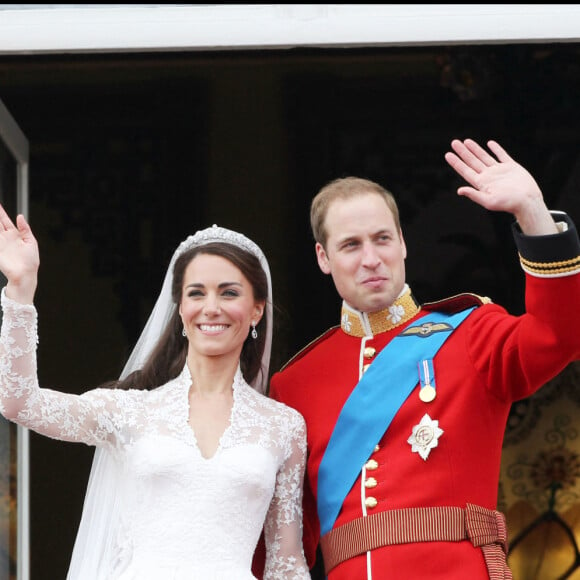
[365,477,377,489]
[365,497,378,509]
[374,444,380,452]
[363,364,371,373]
[365,459,378,470]
[364,347,376,359]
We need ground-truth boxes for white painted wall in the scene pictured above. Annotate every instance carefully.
[0,4,579,54]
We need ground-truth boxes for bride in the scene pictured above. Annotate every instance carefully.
[0,206,310,579]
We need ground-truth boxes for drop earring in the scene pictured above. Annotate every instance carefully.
[251,322,258,340]
[182,328,187,338]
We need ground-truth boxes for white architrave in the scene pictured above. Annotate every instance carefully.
[0,4,578,54]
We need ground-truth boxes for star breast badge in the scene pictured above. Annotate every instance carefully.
[407,414,444,460]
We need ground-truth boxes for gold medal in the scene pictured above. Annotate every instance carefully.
[419,384,436,403]
[418,359,437,403]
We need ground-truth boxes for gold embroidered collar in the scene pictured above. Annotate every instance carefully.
[340,285,421,337]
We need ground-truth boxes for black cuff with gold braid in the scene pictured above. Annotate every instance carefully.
[512,211,580,277]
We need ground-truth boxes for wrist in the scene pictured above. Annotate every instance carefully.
[5,277,37,304]
[515,200,558,236]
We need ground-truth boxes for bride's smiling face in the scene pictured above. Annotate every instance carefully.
[179,253,264,359]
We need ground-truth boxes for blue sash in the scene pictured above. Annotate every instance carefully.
[317,307,475,535]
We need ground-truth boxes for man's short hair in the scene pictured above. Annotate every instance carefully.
[310,177,401,248]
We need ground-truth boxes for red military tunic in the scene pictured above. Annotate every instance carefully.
[269,214,580,579]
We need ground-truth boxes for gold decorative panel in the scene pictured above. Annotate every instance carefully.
[501,362,580,579]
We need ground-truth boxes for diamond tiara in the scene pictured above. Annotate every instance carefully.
[176,224,265,262]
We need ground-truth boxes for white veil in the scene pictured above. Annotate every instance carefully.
[67,225,273,579]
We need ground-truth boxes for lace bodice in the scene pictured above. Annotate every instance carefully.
[0,289,310,579]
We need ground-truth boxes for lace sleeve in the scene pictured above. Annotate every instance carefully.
[263,409,311,579]
[0,288,130,448]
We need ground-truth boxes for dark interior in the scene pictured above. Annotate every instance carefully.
[1,42,580,578]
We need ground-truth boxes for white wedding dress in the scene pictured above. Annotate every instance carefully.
[0,289,310,579]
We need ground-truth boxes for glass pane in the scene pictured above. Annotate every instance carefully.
[0,419,17,580]
[0,132,17,580]
[0,136,17,213]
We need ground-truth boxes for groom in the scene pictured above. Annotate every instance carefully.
[268,139,580,578]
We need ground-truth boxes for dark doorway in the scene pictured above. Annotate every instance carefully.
[1,43,580,578]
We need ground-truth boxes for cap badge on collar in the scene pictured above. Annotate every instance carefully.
[388,303,405,324]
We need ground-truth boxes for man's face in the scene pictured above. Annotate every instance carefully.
[315,192,407,313]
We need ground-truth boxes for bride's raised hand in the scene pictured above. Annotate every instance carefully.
[0,204,39,303]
